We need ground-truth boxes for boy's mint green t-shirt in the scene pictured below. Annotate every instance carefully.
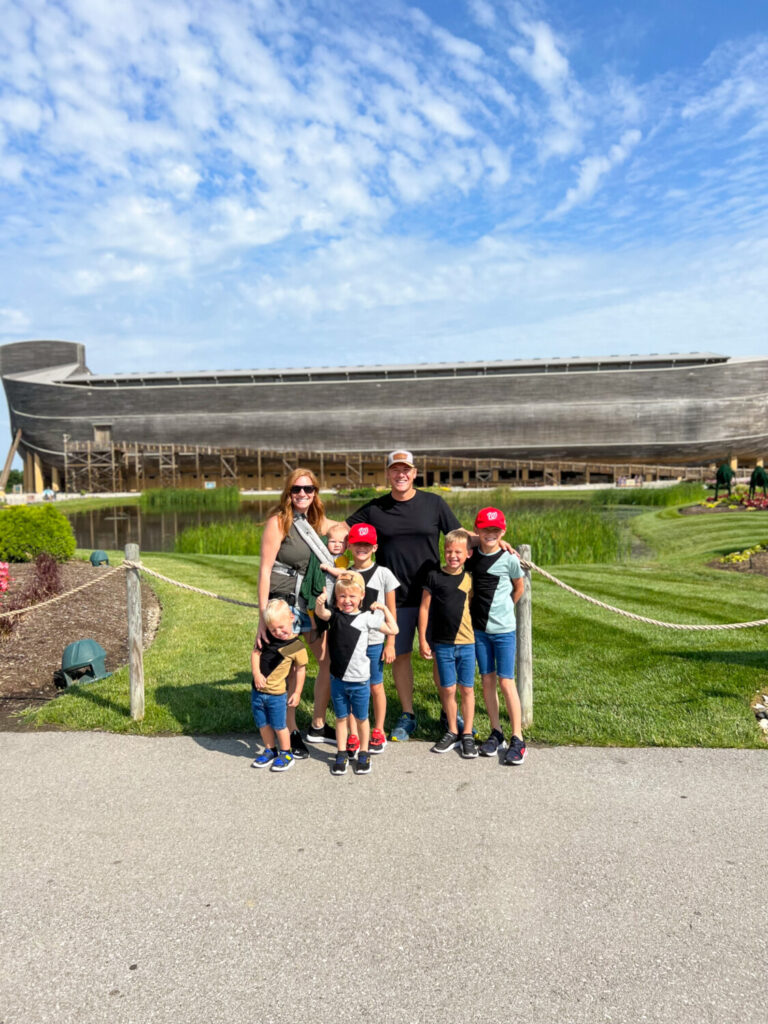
[467,548,523,634]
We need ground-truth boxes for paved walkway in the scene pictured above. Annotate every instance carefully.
[1,733,765,1024]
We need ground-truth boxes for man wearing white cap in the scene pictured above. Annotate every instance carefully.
[346,449,461,741]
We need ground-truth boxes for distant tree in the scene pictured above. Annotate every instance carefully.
[4,469,23,492]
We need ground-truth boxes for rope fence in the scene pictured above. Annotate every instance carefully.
[3,555,765,630]
[3,543,766,723]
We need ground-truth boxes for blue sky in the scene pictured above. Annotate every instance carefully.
[1,0,767,462]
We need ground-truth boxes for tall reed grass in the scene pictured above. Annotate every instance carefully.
[174,519,263,555]
[452,502,628,564]
[173,489,628,564]
[593,481,706,507]
[141,486,241,512]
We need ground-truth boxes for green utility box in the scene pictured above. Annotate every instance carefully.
[61,639,110,686]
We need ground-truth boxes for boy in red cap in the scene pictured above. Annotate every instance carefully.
[321,523,399,755]
[469,507,527,765]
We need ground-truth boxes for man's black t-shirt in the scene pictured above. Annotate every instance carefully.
[346,490,460,607]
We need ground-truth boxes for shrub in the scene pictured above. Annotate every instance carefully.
[0,504,76,562]
[28,552,63,600]
[0,552,63,638]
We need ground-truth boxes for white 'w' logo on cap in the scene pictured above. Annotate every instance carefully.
[487,511,498,520]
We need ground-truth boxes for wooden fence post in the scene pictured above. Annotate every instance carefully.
[125,542,144,721]
[516,543,533,729]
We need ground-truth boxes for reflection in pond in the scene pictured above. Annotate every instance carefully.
[67,499,359,553]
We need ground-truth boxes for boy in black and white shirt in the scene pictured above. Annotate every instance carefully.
[314,572,398,776]
[321,523,399,756]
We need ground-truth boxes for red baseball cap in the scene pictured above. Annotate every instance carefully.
[348,523,378,544]
[474,507,506,530]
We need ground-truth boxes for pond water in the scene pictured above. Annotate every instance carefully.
[67,499,361,553]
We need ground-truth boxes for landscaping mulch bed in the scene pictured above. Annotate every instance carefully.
[678,504,767,516]
[0,561,160,730]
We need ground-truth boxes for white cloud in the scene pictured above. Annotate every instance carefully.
[508,17,586,159]
[551,129,642,217]
[0,307,30,333]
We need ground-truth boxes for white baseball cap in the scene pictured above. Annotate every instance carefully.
[386,449,415,469]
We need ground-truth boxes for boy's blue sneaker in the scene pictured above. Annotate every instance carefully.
[355,751,372,774]
[331,752,349,776]
[271,750,295,772]
[390,712,417,742]
[251,747,277,769]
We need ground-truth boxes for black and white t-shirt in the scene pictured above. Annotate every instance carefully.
[357,564,399,645]
[327,607,385,682]
[346,491,460,607]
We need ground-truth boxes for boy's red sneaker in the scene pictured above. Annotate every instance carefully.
[370,728,387,754]
[346,734,360,759]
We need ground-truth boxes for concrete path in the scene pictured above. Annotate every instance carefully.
[1,733,765,1024]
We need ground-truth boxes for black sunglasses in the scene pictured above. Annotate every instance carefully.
[291,484,316,494]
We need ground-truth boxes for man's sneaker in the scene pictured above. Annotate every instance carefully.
[331,752,349,776]
[431,731,459,754]
[271,751,295,772]
[290,730,309,760]
[479,729,505,757]
[346,734,360,760]
[390,712,417,742]
[306,722,337,744]
[251,747,276,769]
[370,728,387,754]
[504,736,527,766]
[355,751,372,774]
[460,734,478,759]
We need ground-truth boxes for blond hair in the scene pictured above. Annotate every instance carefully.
[263,598,293,627]
[334,571,366,596]
[327,523,349,540]
[445,528,471,548]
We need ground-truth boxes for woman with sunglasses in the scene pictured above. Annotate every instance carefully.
[257,468,339,752]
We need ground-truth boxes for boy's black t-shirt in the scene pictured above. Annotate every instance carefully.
[253,630,309,695]
[424,568,474,645]
[346,490,460,607]
[327,607,384,682]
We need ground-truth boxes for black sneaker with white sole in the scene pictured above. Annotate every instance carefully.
[460,734,478,758]
[290,730,309,759]
[504,735,527,766]
[479,729,505,757]
[355,751,372,774]
[306,723,337,744]
[331,752,349,776]
[431,731,459,754]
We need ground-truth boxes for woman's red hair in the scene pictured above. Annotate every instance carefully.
[270,467,326,538]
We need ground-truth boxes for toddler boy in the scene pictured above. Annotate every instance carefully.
[418,529,477,758]
[468,508,526,765]
[250,599,308,772]
[325,523,350,569]
[322,523,399,756]
[314,572,398,776]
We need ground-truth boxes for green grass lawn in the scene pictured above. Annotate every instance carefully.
[24,507,768,747]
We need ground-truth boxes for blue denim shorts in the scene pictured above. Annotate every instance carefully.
[368,642,384,687]
[331,675,371,721]
[474,630,516,680]
[251,689,288,731]
[433,642,476,688]
[292,607,313,634]
[394,606,432,657]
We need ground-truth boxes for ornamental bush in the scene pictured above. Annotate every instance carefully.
[0,504,76,562]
